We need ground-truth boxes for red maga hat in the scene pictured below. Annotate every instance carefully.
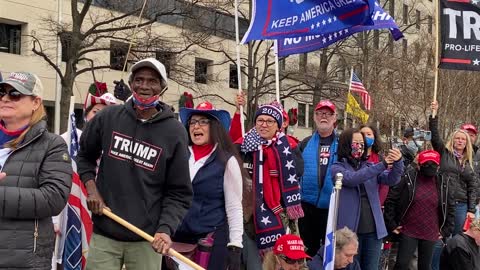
[273,234,310,260]
[418,150,441,166]
[461,124,478,135]
[315,100,336,112]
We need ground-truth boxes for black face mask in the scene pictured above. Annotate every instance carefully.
[419,164,438,177]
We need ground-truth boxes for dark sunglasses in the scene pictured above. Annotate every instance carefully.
[0,89,26,101]
[279,255,304,265]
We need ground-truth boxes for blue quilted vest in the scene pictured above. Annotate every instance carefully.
[178,150,229,235]
[301,132,338,208]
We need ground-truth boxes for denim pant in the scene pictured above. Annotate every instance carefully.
[356,232,383,270]
[431,202,467,270]
[241,234,262,270]
[393,234,435,270]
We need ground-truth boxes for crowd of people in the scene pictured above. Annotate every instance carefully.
[0,58,479,270]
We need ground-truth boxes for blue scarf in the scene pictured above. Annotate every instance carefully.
[242,129,304,251]
[301,132,338,208]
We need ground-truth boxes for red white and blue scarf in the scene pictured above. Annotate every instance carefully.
[241,129,304,251]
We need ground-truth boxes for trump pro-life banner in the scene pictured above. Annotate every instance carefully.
[440,0,480,71]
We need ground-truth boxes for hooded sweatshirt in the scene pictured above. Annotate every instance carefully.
[77,99,193,241]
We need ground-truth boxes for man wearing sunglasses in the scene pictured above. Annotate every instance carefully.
[266,234,310,270]
[77,58,193,269]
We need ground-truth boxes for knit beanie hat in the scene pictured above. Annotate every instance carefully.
[255,101,283,129]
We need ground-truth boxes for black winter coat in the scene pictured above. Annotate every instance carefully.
[384,166,456,238]
[429,116,478,213]
[0,120,73,269]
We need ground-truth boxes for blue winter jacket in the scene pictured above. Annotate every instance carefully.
[331,159,404,239]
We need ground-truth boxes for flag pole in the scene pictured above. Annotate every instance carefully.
[432,0,441,118]
[343,67,354,129]
[234,0,245,135]
[274,40,281,102]
[332,173,344,263]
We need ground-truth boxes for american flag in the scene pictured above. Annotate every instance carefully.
[61,113,93,270]
[350,71,372,111]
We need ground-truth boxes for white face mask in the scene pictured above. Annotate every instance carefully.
[406,140,418,155]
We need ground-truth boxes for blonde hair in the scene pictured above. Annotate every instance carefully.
[445,129,474,170]
[4,101,46,149]
[262,251,278,270]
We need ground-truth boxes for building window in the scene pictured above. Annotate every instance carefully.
[155,51,174,76]
[402,39,408,57]
[229,64,240,89]
[428,16,433,34]
[110,40,129,71]
[298,103,306,127]
[388,35,394,55]
[389,0,395,18]
[195,58,211,84]
[0,23,21,55]
[308,104,314,128]
[416,10,421,29]
[403,4,409,25]
[373,30,380,49]
[299,53,307,72]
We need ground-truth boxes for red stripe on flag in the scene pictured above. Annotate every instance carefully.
[441,58,472,64]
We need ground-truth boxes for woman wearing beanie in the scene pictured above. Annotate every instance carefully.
[172,101,244,270]
[236,101,304,269]
[331,128,404,270]
[384,150,455,270]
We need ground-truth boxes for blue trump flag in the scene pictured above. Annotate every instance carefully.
[277,2,404,56]
[241,0,376,44]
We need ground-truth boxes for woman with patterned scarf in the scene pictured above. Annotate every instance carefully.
[235,101,304,269]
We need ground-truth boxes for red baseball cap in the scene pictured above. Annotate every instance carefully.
[461,124,478,135]
[273,234,310,259]
[315,100,336,112]
[418,150,441,166]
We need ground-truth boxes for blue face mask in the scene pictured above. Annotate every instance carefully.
[365,137,375,148]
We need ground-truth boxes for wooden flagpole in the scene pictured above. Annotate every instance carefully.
[102,208,205,270]
[121,0,149,81]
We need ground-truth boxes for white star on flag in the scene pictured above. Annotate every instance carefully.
[328,34,332,41]
[328,17,332,23]
[286,160,295,170]
[317,22,321,27]
[322,37,327,43]
[339,30,343,35]
[261,203,266,212]
[287,174,297,184]
[283,146,291,155]
[473,59,480,65]
[311,24,315,29]
[333,16,337,21]
[322,20,327,25]
[333,32,337,38]
[261,216,272,226]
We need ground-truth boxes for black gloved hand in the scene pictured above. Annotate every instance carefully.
[226,246,242,270]
[113,79,132,101]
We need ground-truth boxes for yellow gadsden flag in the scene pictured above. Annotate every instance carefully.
[346,93,369,124]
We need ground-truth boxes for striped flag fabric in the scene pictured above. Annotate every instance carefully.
[323,189,336,270]
[350,71,372,111]
[61,113,93,270]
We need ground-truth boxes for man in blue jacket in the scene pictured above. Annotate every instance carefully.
[298,100,339,256]
[308,227,361,270]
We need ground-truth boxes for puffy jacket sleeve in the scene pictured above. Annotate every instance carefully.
[378,160,404,186]
[77,112,104,183]
[0,135,72,219]
[442,175,457,237]
[429,116,445,154]
[331,161,387,187]
[383,177,405,232]
[462,168,477,213]
[156,129,193,236]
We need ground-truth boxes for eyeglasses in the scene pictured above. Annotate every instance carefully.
[188,119,210,127]
[0,89,25,102]
[279,255,304,265]
[315,111,335,118]
[256,119,277,127]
